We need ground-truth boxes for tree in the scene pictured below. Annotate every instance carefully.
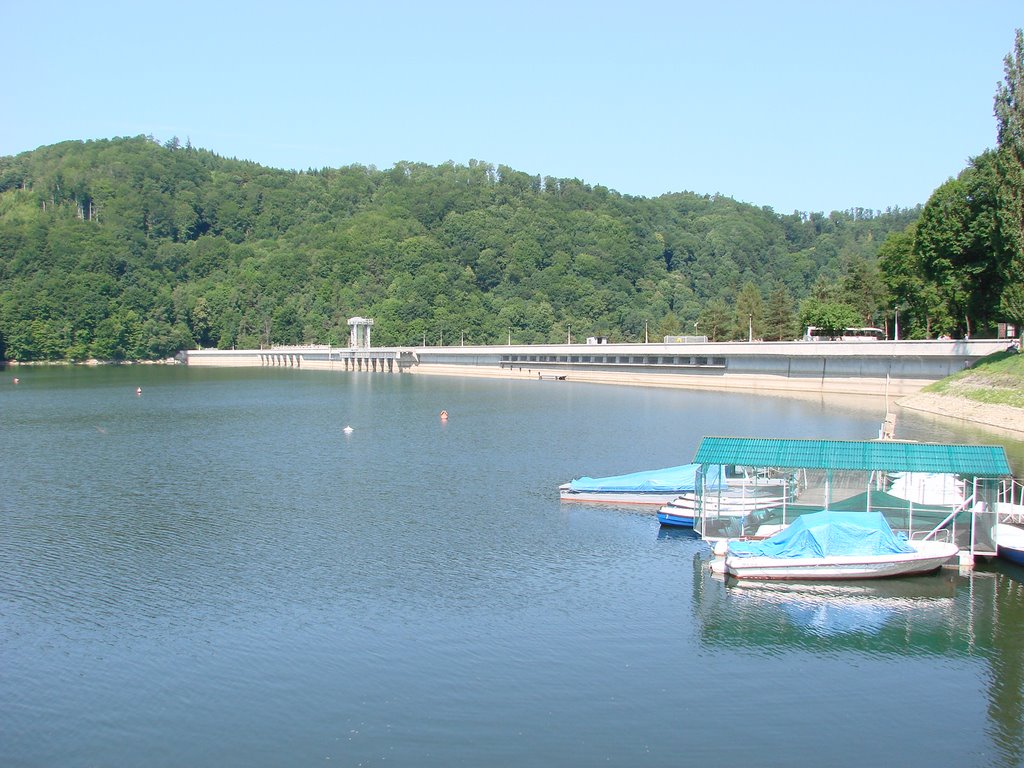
[656,311,682,339]
[699,299,733,341]
[734,282,764,341]
[878,226,953,338]
[914,156,1000,336]
[798,298,860,339]
[995,28,1024,330]
[763,284,798,340]
[840,257,887,327]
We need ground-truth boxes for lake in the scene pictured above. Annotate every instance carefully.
[2,366,1022,767]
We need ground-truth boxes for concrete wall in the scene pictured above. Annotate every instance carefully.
[185,339,1011,397]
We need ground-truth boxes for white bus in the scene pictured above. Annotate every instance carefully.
[803,326,885,341]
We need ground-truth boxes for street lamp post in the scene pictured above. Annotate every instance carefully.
[748,314,753,343]
[894,307,900,341]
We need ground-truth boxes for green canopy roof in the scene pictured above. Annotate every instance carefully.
[692,437,1012,476]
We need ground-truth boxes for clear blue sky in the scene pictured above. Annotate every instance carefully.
[4,1,1021,214]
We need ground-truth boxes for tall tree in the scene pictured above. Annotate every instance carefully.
[699,298,733,341]
[734,282,764,341]
[994,28,1024,330]
[877,226,951,338]
[763,284,798,340]
[914,153,1000,337]
[840,257,887,327]
[798,298,860,339]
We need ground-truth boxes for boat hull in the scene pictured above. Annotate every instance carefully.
[656,509,694,527]
[657,488,792,527]
[996,523,1024,567]
[718,540,959,580]
[560,488,688,506]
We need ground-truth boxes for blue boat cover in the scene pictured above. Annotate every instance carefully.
[568,463,725,493]
[728,511,914,559]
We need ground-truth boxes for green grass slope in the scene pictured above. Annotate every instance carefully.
[923,349,1024,409]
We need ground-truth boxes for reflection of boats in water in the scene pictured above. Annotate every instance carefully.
[692,548,962,646]
[722,577,958,636]
[689,549,1024,764]
[709,511,959,581]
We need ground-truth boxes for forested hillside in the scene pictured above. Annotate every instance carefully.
[0,136,918,361]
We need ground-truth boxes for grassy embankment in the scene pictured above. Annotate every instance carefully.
[923,350,1024,408]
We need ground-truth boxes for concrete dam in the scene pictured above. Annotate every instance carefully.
[184,338,1010,398]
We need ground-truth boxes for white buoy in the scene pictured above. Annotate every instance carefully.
[343,425,354,434]
[136,387,142,395]
[440,410,448,422]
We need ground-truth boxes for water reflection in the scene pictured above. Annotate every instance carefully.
[718,578,956,637]
[691,557,1024,766]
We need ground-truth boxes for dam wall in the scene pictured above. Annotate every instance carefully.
[185,339,1011,397]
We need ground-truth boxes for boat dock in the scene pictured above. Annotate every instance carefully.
[687,436,1014,566]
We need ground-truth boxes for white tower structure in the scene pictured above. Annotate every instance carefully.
[347,317,374,349]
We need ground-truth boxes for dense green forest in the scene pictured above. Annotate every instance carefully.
[0,138,918,361]
[1,30,1020,362]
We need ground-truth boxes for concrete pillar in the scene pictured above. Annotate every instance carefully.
[347,317,375,349]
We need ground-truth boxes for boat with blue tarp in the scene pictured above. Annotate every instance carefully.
[559,463,726,505]
[710,510,960,580]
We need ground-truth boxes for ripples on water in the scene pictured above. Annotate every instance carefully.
[1,367,1023,767]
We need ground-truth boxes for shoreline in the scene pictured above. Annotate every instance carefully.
[407,363,1024,437]
[896,392,1024,437]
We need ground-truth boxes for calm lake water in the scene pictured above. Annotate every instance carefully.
[2,366,1023,768]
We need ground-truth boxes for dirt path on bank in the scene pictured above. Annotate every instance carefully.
[897,393,1024,436]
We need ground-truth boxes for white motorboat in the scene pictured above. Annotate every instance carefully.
[996,522,1024,567]
[709,510,959,580]
[657,487,793,528]
[887,472,965,506]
